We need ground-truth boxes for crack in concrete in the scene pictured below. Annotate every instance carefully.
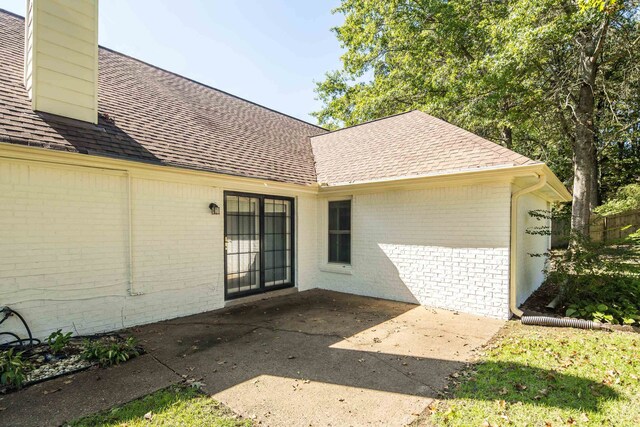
[146,352,183,380]
[159,321,443,396]
[161,320,348,340]
[149,319,463,399]
[364,351,441,395]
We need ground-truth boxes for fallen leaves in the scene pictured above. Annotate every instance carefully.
[534,388,549,400]
[603,369,621,385]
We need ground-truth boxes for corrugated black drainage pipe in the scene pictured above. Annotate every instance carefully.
[521,316,611,330]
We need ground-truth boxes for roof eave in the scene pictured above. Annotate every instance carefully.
[317,163,554,196]
[541,164,573,202]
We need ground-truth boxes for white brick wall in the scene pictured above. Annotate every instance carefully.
[0,158,323,340]
[0,160,225,339]
[295,195,318,292]
[314,183,513,319]
[0,155,528,338]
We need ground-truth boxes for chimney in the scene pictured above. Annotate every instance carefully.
[24,0,99,124]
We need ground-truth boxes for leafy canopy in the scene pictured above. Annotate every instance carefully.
[314,0,640,201]
[594,184,640,216]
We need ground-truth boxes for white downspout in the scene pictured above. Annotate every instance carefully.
[509,173,546,317]
[127,171,141,296]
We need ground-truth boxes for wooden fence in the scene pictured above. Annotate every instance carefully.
[551,209,640,248]
[590,209,640,242]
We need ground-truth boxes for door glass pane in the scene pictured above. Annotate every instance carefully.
[225,195,260,295]
[264,198,292,287]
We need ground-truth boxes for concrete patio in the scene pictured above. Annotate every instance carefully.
[1,290,504,426]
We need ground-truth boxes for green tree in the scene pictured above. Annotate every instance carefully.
[314,0,640,236]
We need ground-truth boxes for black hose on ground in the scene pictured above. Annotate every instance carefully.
[0,331,22,343]
[0,307,41,349]
[521,315,611,330]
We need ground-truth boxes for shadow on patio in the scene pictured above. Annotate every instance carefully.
[129,290,618,425]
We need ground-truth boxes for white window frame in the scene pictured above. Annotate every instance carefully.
[319,196,353,275]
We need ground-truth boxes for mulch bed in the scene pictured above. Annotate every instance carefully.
[1,334,137,394]
[520,281,560,316]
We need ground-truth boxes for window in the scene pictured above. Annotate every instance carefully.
[328,200,351,264]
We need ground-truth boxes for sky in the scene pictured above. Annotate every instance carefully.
[1,0,345,124]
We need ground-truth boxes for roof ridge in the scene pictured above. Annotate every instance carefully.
[310,110,417,137]
[419,111,535,160]
[0,7,23,20]
[0,8,327,133]
[98,46,328,132]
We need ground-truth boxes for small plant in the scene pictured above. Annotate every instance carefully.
[564,275,640,325]
[47,329,73,355]
[0,348,31,389]
[81,337,140,367]
[527,209,640,325]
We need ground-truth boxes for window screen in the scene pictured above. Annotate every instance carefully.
[328,200,351,264]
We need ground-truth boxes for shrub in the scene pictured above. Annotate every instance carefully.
[547,235,640,325]
[47,329,73,355]
[564,275,640,325]
[81,337,140,367]
[528,209,640,325]
[593,183,640,217]
[0,348,31,389]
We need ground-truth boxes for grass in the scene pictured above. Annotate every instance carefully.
[66,386,253,427]
[429,322,640,426]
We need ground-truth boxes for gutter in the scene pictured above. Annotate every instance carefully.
[318,164,546,196]
[509,173,547,318]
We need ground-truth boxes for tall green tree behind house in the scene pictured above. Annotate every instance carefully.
[314,0,640,236]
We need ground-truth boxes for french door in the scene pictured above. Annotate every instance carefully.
[224,192,294,299]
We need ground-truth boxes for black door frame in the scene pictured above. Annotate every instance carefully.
[223,191,295,300]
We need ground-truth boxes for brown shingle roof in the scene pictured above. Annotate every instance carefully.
[0,11,326,185]
[311,111,539,185]
[0,10,538,188]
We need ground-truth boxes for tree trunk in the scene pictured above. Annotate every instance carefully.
[570,21,608,238]
[501,126,513,149]
[571,90,598,236]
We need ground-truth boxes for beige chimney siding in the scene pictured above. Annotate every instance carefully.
[24,0,99,124]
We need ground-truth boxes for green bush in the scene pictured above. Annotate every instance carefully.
[528,209,640,325]
[564,275,640,325]
[593,183,640,217]
[81,337,140,367]
[0,348,31,389]
[47,329,73,355]
[548,235,640,325]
